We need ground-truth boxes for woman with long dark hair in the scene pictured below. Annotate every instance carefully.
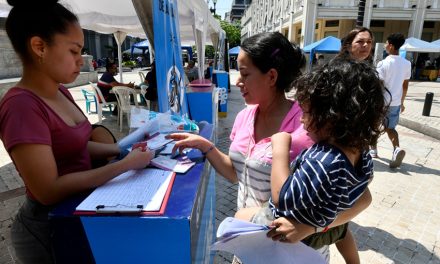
[0,1,152,262]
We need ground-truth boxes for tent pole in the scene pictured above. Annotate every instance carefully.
[113,31,127,83]
[118,44,123,83]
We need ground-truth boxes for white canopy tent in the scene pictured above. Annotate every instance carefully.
[132,0,225,79]
[431,39,440,46]
[0,0,144,82]
[63,0,146,82]
[0,0,225,82]
[399,37,440,53]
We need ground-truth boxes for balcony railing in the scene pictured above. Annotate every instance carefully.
[315,0,422,8]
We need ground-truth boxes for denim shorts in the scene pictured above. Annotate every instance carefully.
[384,105,401,129]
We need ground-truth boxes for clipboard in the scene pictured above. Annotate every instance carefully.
[74,169,176,216]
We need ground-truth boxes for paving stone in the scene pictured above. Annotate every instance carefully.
[411,252,433,263]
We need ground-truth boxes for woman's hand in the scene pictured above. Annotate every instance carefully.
[166,133,212,154]
[266,217,315,243]
[121,147,153,170]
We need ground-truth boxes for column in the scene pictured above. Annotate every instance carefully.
[288,0,294,41]
[279,0,285,33]
[95,34,101,60]
[408,0,426,38]
[301,0,317,46]
[363,0,373,27]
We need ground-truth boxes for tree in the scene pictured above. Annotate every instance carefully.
[215,17,242,48]
[205,45,215,58]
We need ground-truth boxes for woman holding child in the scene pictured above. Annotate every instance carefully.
[168,32,376,263]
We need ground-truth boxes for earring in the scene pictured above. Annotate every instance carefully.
[38,53,44,65]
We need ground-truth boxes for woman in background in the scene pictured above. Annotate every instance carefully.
[338,27,374,62]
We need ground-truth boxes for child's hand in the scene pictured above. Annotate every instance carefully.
[266,217,314,243]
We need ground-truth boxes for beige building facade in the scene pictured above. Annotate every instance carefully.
[241,0,440,46]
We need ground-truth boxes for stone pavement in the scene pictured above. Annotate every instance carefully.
[1,70,440,263]
[399,81,440,141]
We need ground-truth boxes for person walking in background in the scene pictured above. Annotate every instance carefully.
[370,33,411,168]
[337,27,374,62]
[0,1,153,263]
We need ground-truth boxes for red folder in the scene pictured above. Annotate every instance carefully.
[74,172,176,216]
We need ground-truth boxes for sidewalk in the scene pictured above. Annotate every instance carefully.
[1,70,440,263]
[400,81,440,140]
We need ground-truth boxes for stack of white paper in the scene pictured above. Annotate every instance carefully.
[211,217,325,264]
[76,169,173,213]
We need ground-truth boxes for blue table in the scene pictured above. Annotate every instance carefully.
[50,123,216,263]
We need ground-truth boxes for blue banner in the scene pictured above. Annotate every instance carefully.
[153,0,188,116]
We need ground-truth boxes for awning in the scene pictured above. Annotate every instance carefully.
[229,46,240,56]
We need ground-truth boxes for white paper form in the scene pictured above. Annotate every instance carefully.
[146,133,173,150]
[211,217,326,264]
[76,169,173,212]
[150,155,195,173]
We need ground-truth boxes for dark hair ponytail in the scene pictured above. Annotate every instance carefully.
[241,32,305,93]
[6,0,78,62]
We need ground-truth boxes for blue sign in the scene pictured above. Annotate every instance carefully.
[153,0,188,116]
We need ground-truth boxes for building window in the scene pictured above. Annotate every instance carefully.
[297,28,301,34]
[324,31,338,37]
[370,20,385,27]
[315,23,319,29]
[423,21,435,28]
[325,20,339,27]
[372,32,384,43]
[421,32,433,42]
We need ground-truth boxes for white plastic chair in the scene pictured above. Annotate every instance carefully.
[138,71,146,83]
[139,85,150,110]
[89,82,117,124]
[112,86,139,131]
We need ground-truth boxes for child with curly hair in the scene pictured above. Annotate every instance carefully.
[237,58,390,263]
